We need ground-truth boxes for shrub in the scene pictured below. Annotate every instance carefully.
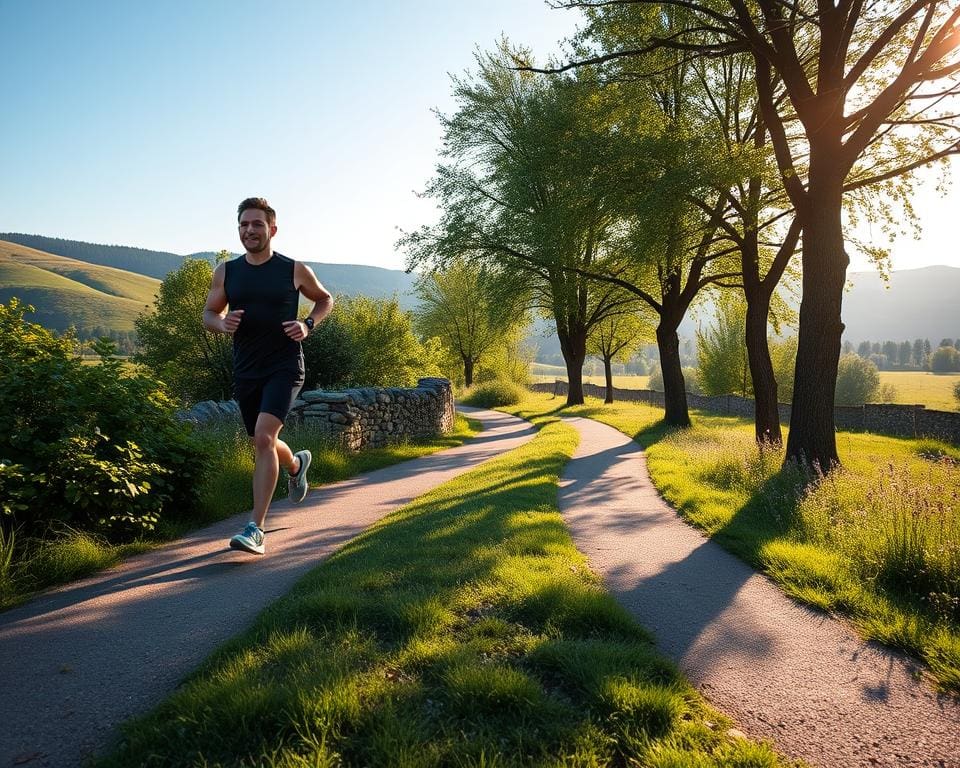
[460,380,525,408]
[954,380,960,408]
[0,300,208,540]
[835,353,880,406]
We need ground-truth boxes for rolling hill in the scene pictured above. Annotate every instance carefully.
[0,234,417,305]
[1,233,957,353]
[0,240,160,331]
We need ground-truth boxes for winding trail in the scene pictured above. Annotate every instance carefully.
[3,409,959,767]
[558,415,960,768]
[0,409,535,768]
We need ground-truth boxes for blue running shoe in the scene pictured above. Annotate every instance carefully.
[229,521,265,555]
[288,449,312,503]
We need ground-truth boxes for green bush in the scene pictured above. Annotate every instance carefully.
[835,352,880,406]
[0,300,208,540]
[460,380,525,408]
[954,380,960,407]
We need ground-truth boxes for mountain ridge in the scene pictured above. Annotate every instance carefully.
[0,233,957,348]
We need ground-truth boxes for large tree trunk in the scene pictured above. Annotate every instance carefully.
[786,158,846,469]
[558,327,587,406]
[656,321,690,427]
[603,355,614,403]
[745,287,782,445]
[463,357,474,388]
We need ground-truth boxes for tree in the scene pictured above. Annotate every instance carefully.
[930,345,960,372]
[300,309,356,391]
[413,259,527,387]
[587,308,652,402]
[552,0,960,468]
[401,46,638,406]
[914,338,927,368]
[857,340,872,359]
[697,298,750,397]
[898,340,914,370]
[835,353,880,406]
[882,340,900,367]
[953,380,960,407]
[135,256,232,403]
[770,335,798,404]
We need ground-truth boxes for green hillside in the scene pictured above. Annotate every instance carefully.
[0,240,159,332]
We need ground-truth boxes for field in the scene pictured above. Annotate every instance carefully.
[878,371,960,411]
[532,363,960,412]
[0,239,160,331]
[530,362,651,390]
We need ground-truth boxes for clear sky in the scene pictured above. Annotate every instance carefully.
[1,0,957,273]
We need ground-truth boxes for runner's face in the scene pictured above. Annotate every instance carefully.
[238,210,276,254]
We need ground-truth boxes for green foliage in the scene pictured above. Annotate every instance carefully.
[0,299,207,540]
[301,308,357,390]
[334,295,441,388]
[414,259,529,387]
[931,345,960,373]
[135,258,233,403]
[954,380,960,407]
[696,300,749,396]
[835,353,880,406]
[459,380,525,408]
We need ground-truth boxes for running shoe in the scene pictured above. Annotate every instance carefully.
[229,521,265,555]
[288,449,312,503]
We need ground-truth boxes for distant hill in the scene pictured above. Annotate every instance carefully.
[0,234,417,306]
[840,265,960,344]
[0,239,160,332]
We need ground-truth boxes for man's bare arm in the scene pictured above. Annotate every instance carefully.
[203,262,244,333]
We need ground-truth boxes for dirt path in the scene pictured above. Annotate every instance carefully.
[557,416,960,768]
[0,408,535,768]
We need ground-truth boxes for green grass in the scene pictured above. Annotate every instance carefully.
[509,392,960,693]
[878,371,960,411]
[0,415,481,612]
[96,412,791,767]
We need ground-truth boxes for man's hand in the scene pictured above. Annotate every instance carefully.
[221,309,244,334]
[282,319,308,341]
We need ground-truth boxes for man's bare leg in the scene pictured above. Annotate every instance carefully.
[251,412,300,529]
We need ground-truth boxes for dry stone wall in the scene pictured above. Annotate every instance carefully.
[177,378,455,452]
[290,377,454,451]
[534,380,960,445]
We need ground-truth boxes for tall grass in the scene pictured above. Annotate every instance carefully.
[513,392,960,692]
[96,416,789,767]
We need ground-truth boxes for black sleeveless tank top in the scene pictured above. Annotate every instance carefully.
[224,252,304,379]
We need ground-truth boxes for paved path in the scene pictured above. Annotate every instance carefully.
[558,416,960,768]
[0,408,535,768]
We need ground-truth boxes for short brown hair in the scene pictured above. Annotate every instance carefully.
[237,197,276,225]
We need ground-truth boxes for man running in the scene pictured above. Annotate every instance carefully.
[203,197,333,554]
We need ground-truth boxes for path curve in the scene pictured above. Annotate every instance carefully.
[0,408,535,768]
[558,416,960,768]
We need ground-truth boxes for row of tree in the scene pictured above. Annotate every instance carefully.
[848,338,960,371]
[401,2,960,469]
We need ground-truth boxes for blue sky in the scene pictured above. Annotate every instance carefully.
[1,0,957,273]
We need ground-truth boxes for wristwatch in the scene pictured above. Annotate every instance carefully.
[303,317,315,330]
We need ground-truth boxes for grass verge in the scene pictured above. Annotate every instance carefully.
[95,412,793,767]
[0,414,480,612]
[509,392,960,693]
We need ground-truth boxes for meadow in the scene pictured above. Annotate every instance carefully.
[531,363,960,412]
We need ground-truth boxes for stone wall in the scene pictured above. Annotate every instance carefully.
[177,378,456,451]
[289,377,455,451]
[533,380,960,445]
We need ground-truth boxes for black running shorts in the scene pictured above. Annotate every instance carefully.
[234,371,304,436]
